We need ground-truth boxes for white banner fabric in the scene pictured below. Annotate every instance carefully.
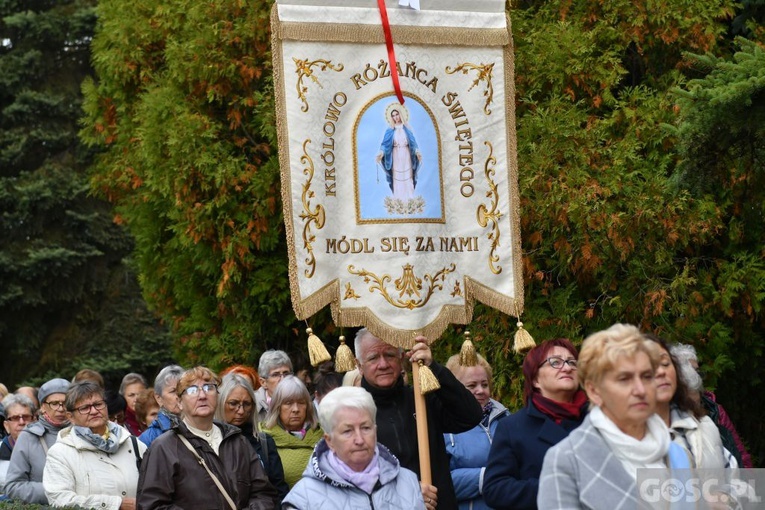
[272,0,523,346]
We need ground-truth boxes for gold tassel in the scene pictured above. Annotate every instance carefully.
[459,330,478,366]
[306,327,331,367]
[417,360,441,394]
[513,319,536,353]
[334,335,356,373]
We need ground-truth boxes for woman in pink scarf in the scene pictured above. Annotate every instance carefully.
[283,387,425,510]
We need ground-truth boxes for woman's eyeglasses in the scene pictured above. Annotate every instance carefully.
[225,400,254,411]
[539,357,578,370]
[267,370,293,380]
[182,383,218,396]
[6,414,34,423]
[74,401,107,415]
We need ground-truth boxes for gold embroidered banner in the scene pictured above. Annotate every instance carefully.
[272,0,523,347]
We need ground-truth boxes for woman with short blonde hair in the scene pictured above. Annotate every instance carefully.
[538,324,690,510]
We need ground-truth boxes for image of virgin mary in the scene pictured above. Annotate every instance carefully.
[375,102,425,214]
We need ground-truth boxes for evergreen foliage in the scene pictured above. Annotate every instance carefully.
[668,38,765,460]
[0,0,171,389]
[80,0,304,368]
[81,0,763,460]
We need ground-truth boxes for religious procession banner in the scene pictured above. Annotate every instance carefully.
[272,0,523,345]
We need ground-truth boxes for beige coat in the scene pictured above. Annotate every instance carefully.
[43,423,145,510]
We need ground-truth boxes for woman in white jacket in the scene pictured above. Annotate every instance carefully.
[43,381,145,510]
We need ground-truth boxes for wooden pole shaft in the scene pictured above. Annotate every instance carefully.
[412,360,432,484]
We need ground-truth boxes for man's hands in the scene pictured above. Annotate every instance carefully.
[407,336,433,367]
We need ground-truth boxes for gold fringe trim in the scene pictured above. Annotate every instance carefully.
[459,331,478,366]
[307,327,332,367]
[331,302,472,349]
[503,13,525,321]
[272,3,304,324]
[277,22,509,47]
[334,335,356,373]
[418,361,441,394]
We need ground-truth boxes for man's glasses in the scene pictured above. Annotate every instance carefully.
[539,357,578,370]
[6,414,35,423]
[74,401,107,415]
[267,371,293,380]
[44,400,66,410]
[182,383,218,396]
[225,400,254,411]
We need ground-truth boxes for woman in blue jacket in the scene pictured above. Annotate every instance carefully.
[483,338,588,510]
[444,353,509,510]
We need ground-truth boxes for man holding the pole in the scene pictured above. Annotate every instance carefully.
[355,328,482,510]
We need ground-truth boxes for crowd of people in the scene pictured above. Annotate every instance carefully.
[0,324,753,509]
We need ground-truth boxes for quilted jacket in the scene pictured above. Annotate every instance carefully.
[282,439,425,510]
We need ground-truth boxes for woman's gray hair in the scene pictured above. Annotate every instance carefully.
[65,381,105,412]
[670,343,704,392]
[263,375,317,429]
[318,387,376,434]
[2,393,36,415]
[669,343,698,365]
[119,372,147,395]
[215,373,256,424]
[153,365,185,395]
[258,350,293,378]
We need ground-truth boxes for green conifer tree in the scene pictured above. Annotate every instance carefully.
[0,0,170,388]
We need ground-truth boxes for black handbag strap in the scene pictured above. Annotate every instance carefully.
[129,435,142,471]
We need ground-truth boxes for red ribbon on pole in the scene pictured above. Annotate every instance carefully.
[377,0,405,104]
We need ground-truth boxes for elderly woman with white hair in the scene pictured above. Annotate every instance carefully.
[538,324,690,510]
[283,386,425,509]
[260,375,323,488]
[671,343,753,468]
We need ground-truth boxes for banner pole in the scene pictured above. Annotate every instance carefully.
[412,359,432,484]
